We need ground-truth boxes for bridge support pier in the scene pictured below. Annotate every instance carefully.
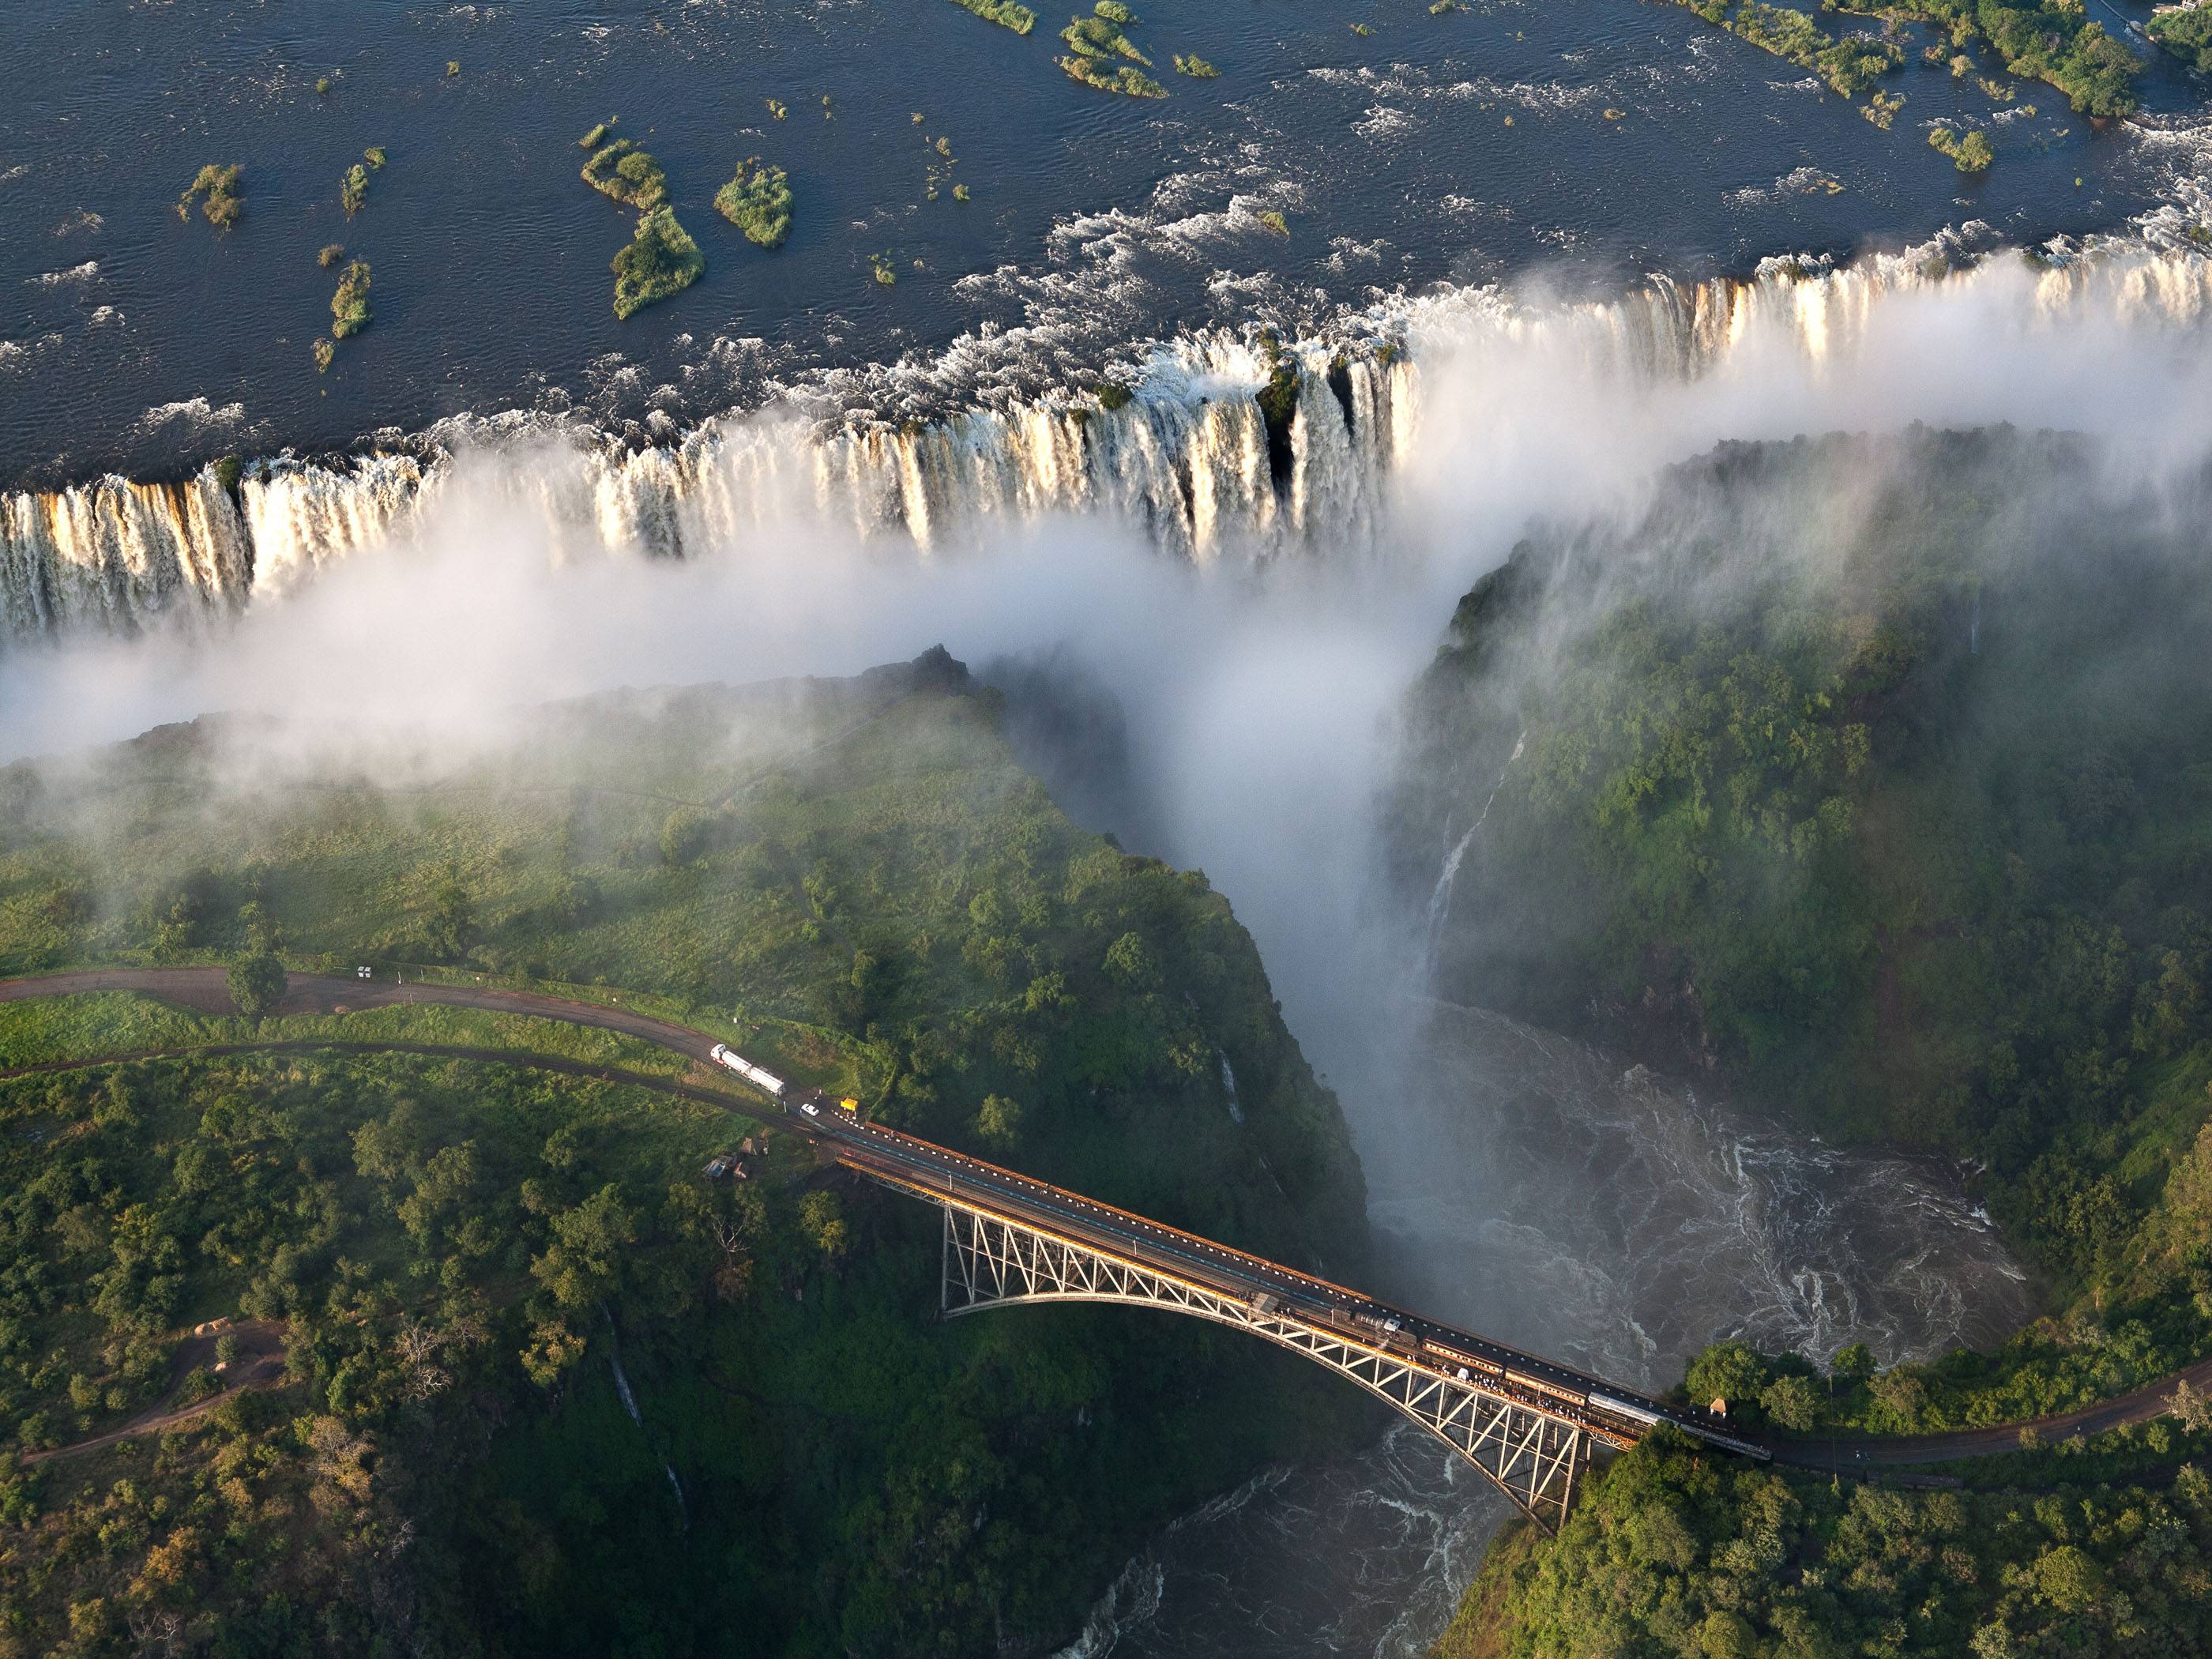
[936,1202,1593,1532]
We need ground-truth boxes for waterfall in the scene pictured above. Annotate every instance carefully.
[5,235,2209,655]
[1424,729,1525,971]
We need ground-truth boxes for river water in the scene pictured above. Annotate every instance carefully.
[4,0,2210,487]
[1047,1000,2034,1658]
[8,3,2212,1653]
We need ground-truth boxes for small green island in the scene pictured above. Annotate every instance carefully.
[1928,122,1996,171]
[715,157,792,249]
[949,0,1037,33]
[611,207,704,318]
[176,164,243,230]
[581,138,668,212]
[1059,2,1167,95]
[340,163,369,219]
[330,259,371,340]
[1175,53,1221,77]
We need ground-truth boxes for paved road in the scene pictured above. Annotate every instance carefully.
[4,965,2203,1475]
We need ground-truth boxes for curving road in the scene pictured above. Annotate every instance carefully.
[3,965,2204,1474]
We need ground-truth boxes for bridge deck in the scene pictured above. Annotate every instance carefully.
[815,1106,1762,1460]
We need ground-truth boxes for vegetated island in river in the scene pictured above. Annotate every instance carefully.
[715,157,792,249]
[1396,428,2212,1657]
[1665,0,2142,138]
[0,650,1371,1656]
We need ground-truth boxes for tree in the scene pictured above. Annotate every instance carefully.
[424,867,472,961]
[1103,931,1158,989]
[799,1191,848,1264]
[660,807,711,866]
[975,1093,1023,1149]
[227,953,287,1023]
[530,1185,639,1310]
[1685,1340,1766,1414]
[1832,1341,1876,1383]
[1759,1372,1820,1433]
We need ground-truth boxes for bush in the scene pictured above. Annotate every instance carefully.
[1062,13,1148,62]
[317,243,344,269]
[947,0,1036,34]
[610,208,704,319]
[1928,123,1994,172]
[714,158,792,248]
[340,163,369,218]
[1058,55,1166,96]
[1174,54,1220,77]
[581,139,668,211]
[330,261,372,339]
[178,164,243,230]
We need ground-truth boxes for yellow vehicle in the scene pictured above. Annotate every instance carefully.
[838,1097,860,1114]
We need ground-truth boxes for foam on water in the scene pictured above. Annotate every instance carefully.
[6,231,2210,656]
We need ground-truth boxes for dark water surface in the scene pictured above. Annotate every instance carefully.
[3,0,2206,484]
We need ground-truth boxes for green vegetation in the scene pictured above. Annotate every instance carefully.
[1351,21,1375,36]
[1257,209,1289,236]
[1827,0,2141,115]
[1175,52,1221,76]
[1093,0,1137,20]
[953,182,972,201]
[340,162,369,218]
[316,243,344,269]
[0,659,1369,1655]
[315,76,331,96]
[947,0,1037,33]
[765,96,787,119]
[2150,4,2212,74]
[311,337,334,374]
[1929,122,1996,171]
[1058,54,1168,96]
[577,119,614,149]
[363,145,386,170]
[1096,379,1134,412]
[714,156,792,248]
[1402,428,2212,1652]
[175,164,243,231]
[1439,1431,2212,1659]
[446,59,460,77]
[1063,11,1149,62]
[329,260,371,339]
[580,138,668,211]
[869,250,898,285]
[1665,0,2142,120]
[225,952,286,1024]
[610,207,704,318]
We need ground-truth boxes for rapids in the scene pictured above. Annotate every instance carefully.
[8,231,2212,653]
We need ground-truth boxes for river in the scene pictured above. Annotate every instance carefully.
[7,3,2212,1651]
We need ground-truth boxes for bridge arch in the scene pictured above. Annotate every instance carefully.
[935,1201,1597,1531]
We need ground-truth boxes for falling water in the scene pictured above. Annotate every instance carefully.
[7,235,2211,654]
[1423,729,1524,972]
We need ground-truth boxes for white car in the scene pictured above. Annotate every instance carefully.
[799,1100,820,1117]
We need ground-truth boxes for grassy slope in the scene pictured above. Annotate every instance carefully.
[0,656,1372,1657]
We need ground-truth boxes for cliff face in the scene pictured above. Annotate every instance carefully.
[1388,428,2212,1277]
[0,654,1370,1656]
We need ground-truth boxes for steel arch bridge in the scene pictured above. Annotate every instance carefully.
[929,1193,1623,1533]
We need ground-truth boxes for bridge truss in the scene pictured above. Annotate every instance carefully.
[935,1199,1598,1533]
